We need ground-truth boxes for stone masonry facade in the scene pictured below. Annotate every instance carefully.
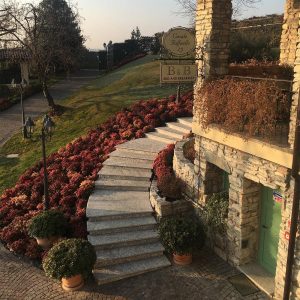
[173,139,197,200]
[193,136,294,299]
[188,0,300,299]
[280,0,300,66]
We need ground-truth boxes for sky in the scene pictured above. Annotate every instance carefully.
[21,0,286,49]
[77,0,285,49]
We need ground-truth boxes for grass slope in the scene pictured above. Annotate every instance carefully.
[0,55,190,195]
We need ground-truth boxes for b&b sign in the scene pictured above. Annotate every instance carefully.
[162,27,195,59]
[160,64,198,83]
[160,27,197,84]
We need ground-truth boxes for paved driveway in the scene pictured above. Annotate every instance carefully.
[0,70,99,147]
[0,244,269,300]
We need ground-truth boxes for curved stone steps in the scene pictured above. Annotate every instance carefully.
[87,117,192,285]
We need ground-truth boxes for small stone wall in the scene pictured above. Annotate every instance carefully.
[173,139,197,200]
[149,181,192,219]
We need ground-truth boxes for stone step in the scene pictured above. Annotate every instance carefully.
[155,127,185,139]
[87,190,153,221]
[93,256,171,285]
[109,149,156,161]
[88,229,159,250]
[87,216,157,235]
[99,165,152,181]
[95,179,150,192]
[103,156,153,169]
[166,122,191,134]
[116,138,166,154]
[145,132,175,144]
[95,243,165,267]
[177,117,193,127]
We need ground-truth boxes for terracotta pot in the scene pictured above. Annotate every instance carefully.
[35,236,59,250]
[61,274,84,292]
[173,253,192,265]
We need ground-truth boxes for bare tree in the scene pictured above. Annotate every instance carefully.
[0,0,83,112]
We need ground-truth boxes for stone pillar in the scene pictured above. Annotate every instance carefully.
[280,0,300,65]
[196,137,225,206]
[227,176,260,266]
[288,33,300,148]
[193,0,232,124]
[274,184,294,299]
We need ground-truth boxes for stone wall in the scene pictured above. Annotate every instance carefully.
[193,135,293,299]
[280,0,300,65]
[173,139,197,200]
[193,0,232,124]
[149,181,193,218]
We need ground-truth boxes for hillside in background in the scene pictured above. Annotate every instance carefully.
[231,14,283,62]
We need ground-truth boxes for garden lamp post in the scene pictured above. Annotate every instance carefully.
[41,114,55,210]
[11,78,28,139]
[24,117,35,138]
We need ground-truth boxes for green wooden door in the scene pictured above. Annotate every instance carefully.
[258,187,282,275]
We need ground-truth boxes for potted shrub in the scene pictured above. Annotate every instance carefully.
[27,210,68,250]
[159,216,205,265]
[42,238,96,291]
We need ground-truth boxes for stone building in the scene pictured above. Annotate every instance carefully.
[184,0,300,298]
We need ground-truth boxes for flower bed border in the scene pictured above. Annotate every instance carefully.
[149,180,192,218]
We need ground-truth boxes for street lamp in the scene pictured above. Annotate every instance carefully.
[11,78,28,139]
[41,114,55,210]
[24,117,35,138]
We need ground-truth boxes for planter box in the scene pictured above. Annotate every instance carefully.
[150,180,192,218]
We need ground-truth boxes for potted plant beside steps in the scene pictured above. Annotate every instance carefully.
[42,238,96,291]
[27,210,68,250]
[159,216,205,265]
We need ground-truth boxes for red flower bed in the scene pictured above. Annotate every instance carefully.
[0,91,193,260]
[153,144,175,181]
[153,144,183,201]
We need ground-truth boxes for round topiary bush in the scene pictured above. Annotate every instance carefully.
[27,210,68,238]
[159,216,205,255]
[42,238,96,280]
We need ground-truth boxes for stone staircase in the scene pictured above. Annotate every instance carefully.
[86,117,193,285]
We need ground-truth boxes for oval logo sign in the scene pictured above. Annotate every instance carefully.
[162,27,195,58]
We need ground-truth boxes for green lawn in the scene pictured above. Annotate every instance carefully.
[0,55,192,195]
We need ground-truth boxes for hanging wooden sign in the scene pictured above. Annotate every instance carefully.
[160,63,198,83]
[162,27,195,59]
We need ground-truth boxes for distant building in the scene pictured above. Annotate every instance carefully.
[0,48,30,84]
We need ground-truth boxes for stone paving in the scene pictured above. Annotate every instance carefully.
[0,243,269,300]
[0,69,99,147]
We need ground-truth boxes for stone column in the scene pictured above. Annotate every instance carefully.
[193,0,232,127]
[274,184,294,299]
[226,176,260,266]
[280,0,300,65]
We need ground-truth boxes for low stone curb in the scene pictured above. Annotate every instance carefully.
[149,180,193,218]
